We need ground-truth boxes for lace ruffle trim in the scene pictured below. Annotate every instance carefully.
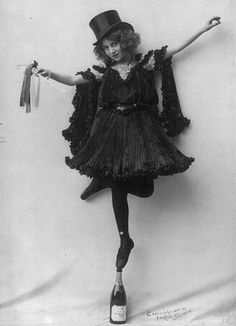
[75,46,167,83]
[65,156,194,180]
[108,46,168,83]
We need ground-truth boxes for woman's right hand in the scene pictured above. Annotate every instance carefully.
[32,67,51,78]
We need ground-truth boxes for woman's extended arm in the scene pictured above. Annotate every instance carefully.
[33,68,89,86]
[164,16,221,59]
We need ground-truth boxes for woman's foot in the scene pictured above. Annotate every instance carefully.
[116,236,134,271]
[80,178,110,200]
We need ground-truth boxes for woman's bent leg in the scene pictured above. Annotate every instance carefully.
[80,177,110,200]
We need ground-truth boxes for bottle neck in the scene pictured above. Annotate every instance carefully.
[115,271,123,285]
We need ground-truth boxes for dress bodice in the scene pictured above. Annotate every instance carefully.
[98,63,160,107]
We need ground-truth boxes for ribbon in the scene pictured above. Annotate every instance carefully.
[30,73,41,108]
[20,60,38,113]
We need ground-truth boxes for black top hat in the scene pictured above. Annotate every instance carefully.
[89,10,134,45]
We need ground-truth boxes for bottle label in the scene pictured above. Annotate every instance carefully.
[111,305,126,322]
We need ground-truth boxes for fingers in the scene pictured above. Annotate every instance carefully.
[37,69,47,77]
[32,67,39,76]
[32,67,49,78]
[209,16,221,25]
[210,21,221,28]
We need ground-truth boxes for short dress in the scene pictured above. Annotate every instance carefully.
[65,47,194,180]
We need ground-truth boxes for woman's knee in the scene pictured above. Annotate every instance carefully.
[129,180,154,198]
[140,182,154,198]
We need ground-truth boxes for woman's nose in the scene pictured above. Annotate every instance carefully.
[110,47,116,54]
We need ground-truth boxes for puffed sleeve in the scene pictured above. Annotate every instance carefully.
[75,61,106,81]
[142,45,167,71]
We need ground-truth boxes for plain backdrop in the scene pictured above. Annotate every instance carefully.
[1,0,236,325]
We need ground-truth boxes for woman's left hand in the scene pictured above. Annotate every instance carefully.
[202,16,221,33]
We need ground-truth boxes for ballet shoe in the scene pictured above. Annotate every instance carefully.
[116,237,134,271]
[80,178,110,200]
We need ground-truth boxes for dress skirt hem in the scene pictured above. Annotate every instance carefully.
[65,156,194,181]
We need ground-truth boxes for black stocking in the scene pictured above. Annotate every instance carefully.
[111,184,129,237]
[111,183,134,270]
[111,177,154,236]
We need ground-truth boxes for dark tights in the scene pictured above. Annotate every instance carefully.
[111,178,154,237]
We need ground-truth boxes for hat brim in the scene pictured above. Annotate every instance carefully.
[93,22,134,45]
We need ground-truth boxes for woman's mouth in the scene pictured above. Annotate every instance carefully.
[112,53,120,59]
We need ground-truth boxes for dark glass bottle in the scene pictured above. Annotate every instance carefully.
[110,271,127,324]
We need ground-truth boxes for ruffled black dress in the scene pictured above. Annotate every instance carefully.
[64,47,194,180]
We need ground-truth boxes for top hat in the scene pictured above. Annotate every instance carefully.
[89,10,134,45]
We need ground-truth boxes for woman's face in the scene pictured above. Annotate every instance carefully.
[101,38,130,63]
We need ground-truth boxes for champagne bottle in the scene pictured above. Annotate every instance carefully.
[110,270,127,324]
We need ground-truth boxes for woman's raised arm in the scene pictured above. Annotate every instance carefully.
[164,16,221,59]
[33,68,89,86]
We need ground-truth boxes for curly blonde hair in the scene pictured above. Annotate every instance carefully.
[94,28,141,64]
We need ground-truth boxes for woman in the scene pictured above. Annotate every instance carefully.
[34,10,221,271]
